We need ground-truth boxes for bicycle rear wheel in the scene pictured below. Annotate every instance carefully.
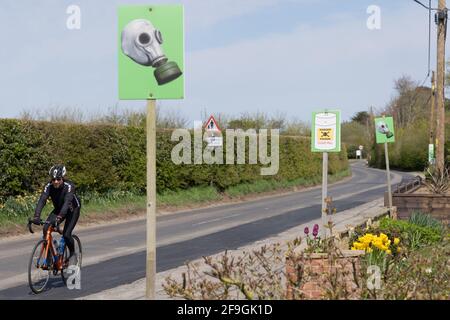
[61,235,82,287]
[28,239,51,294]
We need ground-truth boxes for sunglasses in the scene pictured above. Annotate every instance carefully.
[52,178,62,182]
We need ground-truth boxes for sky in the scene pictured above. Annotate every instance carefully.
[0,0,445,126]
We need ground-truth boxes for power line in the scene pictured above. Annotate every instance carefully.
[413,0,438,10]
[428,0,432,75]
[414,1,433,81]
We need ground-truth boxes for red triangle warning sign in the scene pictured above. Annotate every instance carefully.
[203,115,221,132]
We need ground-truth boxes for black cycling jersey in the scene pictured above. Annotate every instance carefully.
[34,179,81,219]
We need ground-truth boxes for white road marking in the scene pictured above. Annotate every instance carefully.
[193,213,241,226]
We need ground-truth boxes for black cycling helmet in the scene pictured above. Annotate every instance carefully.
[49,165,66,179]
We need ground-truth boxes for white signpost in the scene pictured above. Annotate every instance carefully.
[311,110,341,238]
[204,115,222,148]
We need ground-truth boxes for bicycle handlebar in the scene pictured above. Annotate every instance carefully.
[27,219,35,234]
[28,218,62,234]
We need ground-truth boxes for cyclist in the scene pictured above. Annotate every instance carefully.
[32,165,81,265]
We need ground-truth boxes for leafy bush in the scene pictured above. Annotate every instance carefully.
[370,120,433,171]
[423,166,450,195]
[0,119,348,203]
[0,194,40,219]
[408,211,446,235]
[342,121,368,159]
[351,216,444,252]
[377,217,443,250]
[346,144,361,159]
[368,241,450,300]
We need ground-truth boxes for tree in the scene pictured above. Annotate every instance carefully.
[351,111,370,125]
[384,75,431,128]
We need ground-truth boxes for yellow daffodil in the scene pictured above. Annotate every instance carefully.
[352,233,398,254]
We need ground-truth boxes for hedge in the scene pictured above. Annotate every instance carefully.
[0,119,348,203]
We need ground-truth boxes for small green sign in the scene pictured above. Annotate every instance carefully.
[118,5,184,100]
[428,144,435,163]
[375,117,395,144]
[311,110,341,152]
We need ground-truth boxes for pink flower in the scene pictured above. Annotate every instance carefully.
[304,227,309,235]
[313,224,319,237]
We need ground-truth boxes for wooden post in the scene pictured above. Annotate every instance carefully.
[436,0,447,172]
[322,152,328,238]
[146,99,156,299]
[429,71,436,146]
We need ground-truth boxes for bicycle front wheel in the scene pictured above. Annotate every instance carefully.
[28,239,51,294]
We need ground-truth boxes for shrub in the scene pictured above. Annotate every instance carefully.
[423,165,450,195]
[408,211,446,235]
[0,194,40,219]
[372,241,450,300]
[378,217,443,250]
[351,216,444,252]
[0,119,349,203]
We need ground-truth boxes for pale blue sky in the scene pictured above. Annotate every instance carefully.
[0,0,445,125]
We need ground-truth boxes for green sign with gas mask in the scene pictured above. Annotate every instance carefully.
[375,116,395,144]
[118,5,184,100]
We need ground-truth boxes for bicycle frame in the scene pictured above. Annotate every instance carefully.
[37,224,65,271]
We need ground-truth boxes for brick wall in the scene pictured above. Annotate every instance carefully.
[286,250,365,300]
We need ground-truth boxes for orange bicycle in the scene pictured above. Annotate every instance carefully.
[27,218,82,294]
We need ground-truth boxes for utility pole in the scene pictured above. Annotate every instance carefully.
[436,0,447,172]
[429,71,436,165]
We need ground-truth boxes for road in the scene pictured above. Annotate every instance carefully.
[0,161,415,299]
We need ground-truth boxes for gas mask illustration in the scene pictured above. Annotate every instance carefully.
[121,19,182,85]
[376,121,394,138]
